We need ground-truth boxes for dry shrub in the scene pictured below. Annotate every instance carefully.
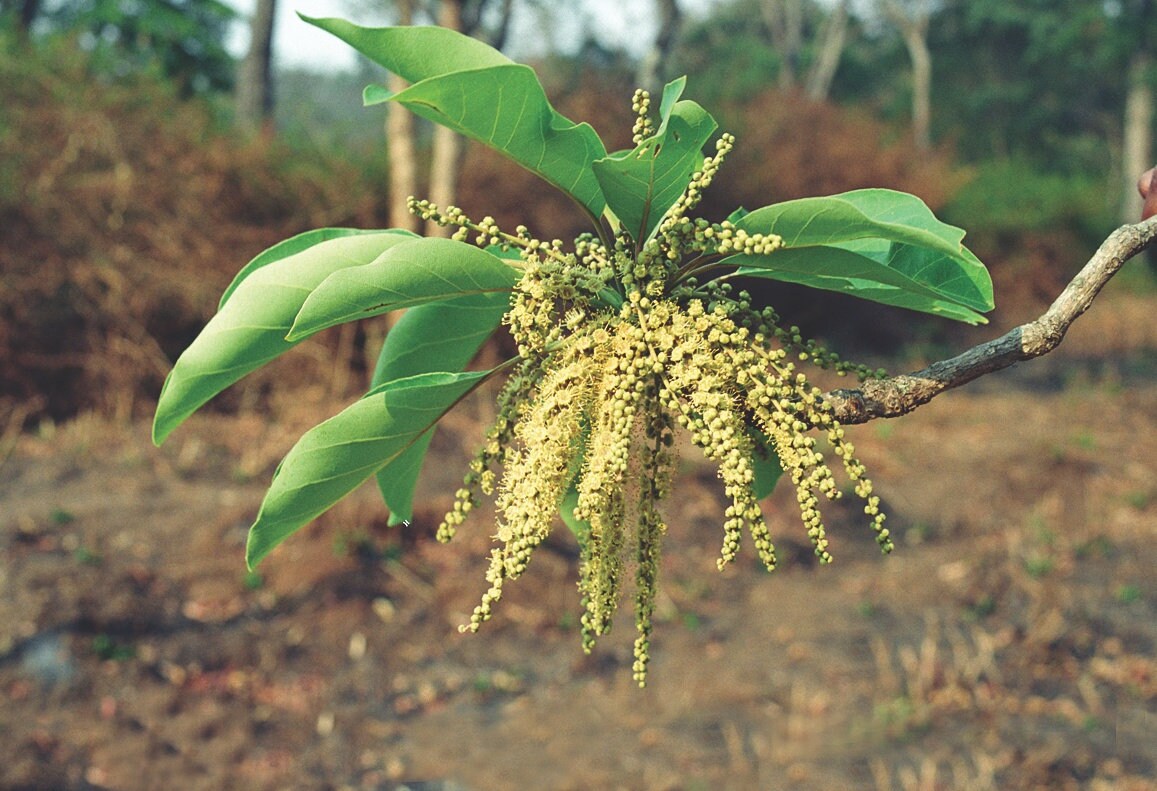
[457,144,589,244]
[705,89,966,216]
[1,40,388,424]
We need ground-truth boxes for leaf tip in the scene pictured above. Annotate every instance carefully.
[151,376,190,446]
[151,400,179,446]
[283,321,309,343]
[245,525,272,571]
[150,419,169,447]
[363,84,395,107]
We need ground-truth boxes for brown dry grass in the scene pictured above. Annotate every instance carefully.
[0,42,389,424]
[2,289,1155,790]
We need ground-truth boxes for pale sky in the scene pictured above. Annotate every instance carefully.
[225,0,718,71]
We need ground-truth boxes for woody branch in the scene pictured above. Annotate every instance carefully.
[824,214,1157,424]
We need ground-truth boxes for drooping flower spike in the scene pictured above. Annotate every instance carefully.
[422,91,891,685]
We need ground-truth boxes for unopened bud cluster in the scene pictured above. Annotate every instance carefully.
[418,89,892,686]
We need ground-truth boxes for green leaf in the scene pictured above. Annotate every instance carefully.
[729,189,994,318]
[726,206,749,224]
[372,293,509,384]
[741,264,989,323]
[287,237,519,340]
[558,425,591,547]
[153,230,417,445]
[737,189,972,260]
[304,16,608,218]
[656,75,687,119]
[376,428,434,527]
[732,239,990,324]
[219,228,393,310]
[559,484,590,549]
[593,77,717,242]
[379,66,607,219]
[371,291,512,524]
[246,369,492,568]
[302,16,512,82]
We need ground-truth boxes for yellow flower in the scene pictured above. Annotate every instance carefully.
[421,89,892,684]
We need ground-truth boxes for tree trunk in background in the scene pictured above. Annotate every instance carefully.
[882,0,932,150]
[2,0,41,40]
[425,0,465,238]
[636,0,682,95]
[907,25,932,150]
[387,0,419,232]
[18,0,35,29]
[804,0,848,101]
[1122,52,1153,223]
[418,0,517,236]
[235,0,277,132]
[1121,0,1154,224]
[490,0,514,49]
[761,0,804,91]
[462,0,514,49]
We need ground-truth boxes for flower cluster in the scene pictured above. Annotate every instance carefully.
[412,90,893,686]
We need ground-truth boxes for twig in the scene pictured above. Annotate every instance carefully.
[824,216,1157,424]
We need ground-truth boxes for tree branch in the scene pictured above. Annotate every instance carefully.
[824,216,1157,424]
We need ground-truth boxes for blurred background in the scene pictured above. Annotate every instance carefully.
[2,2,1156,790]
[3,0,1156,425]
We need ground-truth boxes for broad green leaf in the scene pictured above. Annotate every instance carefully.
[559,485,590,549]
[731,189,994,315]
[372,291,512,524]
[153,231,416,445]
[219,228,392,309]
[371,66,607,219]
[558,426,591,546]
[302,16,512,82]
[246,369,492,568]
[749,428,784,500]
[304,16,608,218]
[731,240,989,324]
[726,206,749,224]
[656,76,688,120]
[593,77,717,242]
[287,237,519,340]
[740,263,988,323]
[372,292,510,384]
[738,189,970,259]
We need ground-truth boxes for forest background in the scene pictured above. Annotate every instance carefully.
[3,2,1157,790]
[3,0,1156,423]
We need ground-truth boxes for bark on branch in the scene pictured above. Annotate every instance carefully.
[824,216,1157,424]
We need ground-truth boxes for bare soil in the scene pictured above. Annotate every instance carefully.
[3,303,1157,791]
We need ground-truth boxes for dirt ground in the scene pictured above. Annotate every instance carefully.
[2,296,1157,791]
